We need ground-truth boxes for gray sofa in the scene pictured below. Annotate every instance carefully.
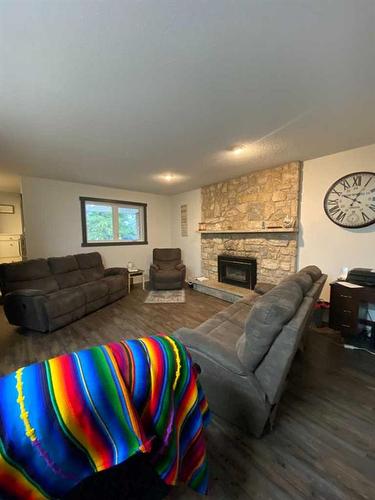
[173,265,327,437]
[0,252,128,333]
[149,248,186,290]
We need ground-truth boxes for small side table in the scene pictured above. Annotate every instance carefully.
[128,269,145,293]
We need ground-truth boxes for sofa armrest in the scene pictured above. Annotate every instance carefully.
[173,327,247,375]
[254,282,276,295]
[150,264,160,272]
[175,263,185,271]
[104,267,128,276]
[4,290,49,332]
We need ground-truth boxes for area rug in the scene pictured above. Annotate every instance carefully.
[145,289,186,304]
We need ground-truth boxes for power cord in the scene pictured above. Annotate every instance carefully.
[328,338,375,355]
[343,344,375,355]
[329,338,375,354]
[318,306,375,355]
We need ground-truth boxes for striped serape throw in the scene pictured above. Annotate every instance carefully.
[0,335,210,499]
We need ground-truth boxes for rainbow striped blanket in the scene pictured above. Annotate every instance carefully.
[0,335,209,499]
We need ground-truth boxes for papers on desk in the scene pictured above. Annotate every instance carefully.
[339,281,363,288]
[195,276,209,282]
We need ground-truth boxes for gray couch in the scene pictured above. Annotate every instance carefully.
[0,252,128,333]
[173,265,327,437]
[149,248,186,290]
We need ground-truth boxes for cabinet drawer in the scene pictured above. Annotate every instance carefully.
[339,323,357,336]
[0,234,21,241]
[340,315,361,334]
[0,240,21,258]
[329,295,357,330]
[335,295,354,308]
[333,311,356,327]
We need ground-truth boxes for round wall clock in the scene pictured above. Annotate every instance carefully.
[323,171,375,228]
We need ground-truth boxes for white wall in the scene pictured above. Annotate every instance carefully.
[0,192,23,234]
[21,177,172,278]
[299,143,375,300]
[21,142,375,297]
[170,189,201,279]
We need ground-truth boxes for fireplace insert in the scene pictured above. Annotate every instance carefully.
[218,255,257,289]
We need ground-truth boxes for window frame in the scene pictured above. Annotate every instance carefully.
[80,196,148,246]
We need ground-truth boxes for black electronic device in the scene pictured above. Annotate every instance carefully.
[346,268,375,287]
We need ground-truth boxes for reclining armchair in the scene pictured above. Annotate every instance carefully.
[149,248,186,290]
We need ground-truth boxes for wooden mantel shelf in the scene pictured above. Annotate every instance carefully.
[197,228,298,234]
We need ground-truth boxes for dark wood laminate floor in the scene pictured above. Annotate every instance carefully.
[1,286,374,500]
[0,286,228,376]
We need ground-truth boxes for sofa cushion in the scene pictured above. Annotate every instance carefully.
[153,248,181,270]
[48,256,85,289]
[0,259,59,294]
[174,328,247,375]
[196,316,225,336]
[48,255,79,274]
[228,305,254,329]
[55,271,85,289]
[75,252,103,269]
[45,288,85,319]
[153,269,183,282]
[102,275,126,294]
[282,272,313,295]
[74,252,105,281]
[197,316,243,346]
[1,258,49,281]
[2,277,58,294]
[237,281,303,370]
[80,281,109,303]
[254,295,315,404]
[216,302,253,329]
[299,265,322,282]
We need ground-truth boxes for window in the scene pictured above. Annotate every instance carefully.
[80,197,147,246]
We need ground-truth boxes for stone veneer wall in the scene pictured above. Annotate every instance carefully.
[201,162,301,284]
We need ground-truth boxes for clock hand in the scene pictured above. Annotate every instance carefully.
[350,176,373,206]
[350,189,367,206]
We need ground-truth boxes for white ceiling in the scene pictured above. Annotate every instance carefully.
[1,1,375,194]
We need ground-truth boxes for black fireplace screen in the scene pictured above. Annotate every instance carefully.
[218,255,257,289]
[226,265,247,283]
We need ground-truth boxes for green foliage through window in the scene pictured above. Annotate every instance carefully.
[119,207,139,241]
[86,204,114,241]
[81,198,146,245]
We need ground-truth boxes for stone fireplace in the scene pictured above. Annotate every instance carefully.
[202,233,297,284]
[218,254,256,289]
[200,162,301,285]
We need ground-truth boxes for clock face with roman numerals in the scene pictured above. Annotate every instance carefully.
[323,171,375,228]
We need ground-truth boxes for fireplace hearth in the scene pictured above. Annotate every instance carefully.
[218,255,257,289]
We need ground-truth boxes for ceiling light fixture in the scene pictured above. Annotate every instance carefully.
[163,173,174,182]
[153,172,188,184]
[215,142,255,163]
[229,144,247,156]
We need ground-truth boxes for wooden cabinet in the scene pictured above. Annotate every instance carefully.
[0,234,23,264]
[329,282,375,336]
